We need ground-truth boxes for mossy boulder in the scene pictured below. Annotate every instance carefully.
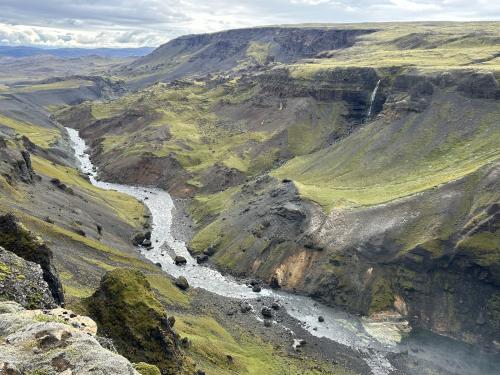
[86,268,186,375]
[133,362,161,375]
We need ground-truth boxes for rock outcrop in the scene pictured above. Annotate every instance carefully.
[0,301,139,375]
[86,269,188,375]
[0,246,56,309]
[0,214,64,305]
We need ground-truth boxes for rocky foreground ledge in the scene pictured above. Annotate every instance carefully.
[0,301,142,375]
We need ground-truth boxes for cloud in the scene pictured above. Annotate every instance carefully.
[0,0,497,48]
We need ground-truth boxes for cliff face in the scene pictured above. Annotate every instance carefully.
[121,27,374,87]
[0,214,64,305]
[0,247,57,309]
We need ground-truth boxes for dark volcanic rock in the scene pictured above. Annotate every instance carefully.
[196,254,209,264]
[174,256,187,265]
[0,246,57,308]
[252,285,262,293]
[203,246,216,256]
[0,214,64,305]
[457,72,499,99]
[261,306,273,318]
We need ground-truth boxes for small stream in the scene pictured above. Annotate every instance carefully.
[67,127,500,375]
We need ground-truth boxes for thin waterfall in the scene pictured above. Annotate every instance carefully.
[367,79,381,117]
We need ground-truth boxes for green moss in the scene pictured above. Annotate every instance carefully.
[133,362,162,375]
[34,314,68,325]
[190,219,225,253]
[0,114,60,148]
[0,261,10,281]
[457,231,500,267]
[190,187,238,224]
[369,277,395,314]
[86,269,186,375]
[147,274,191,308]
[176,315,347,375]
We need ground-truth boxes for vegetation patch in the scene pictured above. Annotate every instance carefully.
[0,114,60,148]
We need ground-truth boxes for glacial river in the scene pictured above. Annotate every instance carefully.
[67,127,500,375]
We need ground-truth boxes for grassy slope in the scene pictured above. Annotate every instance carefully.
[0,113,60,148]
[88,82,278,179]
[31,155,144,227]
[274,92,500,212]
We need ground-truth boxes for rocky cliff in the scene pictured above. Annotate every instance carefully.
[120,26,374,87]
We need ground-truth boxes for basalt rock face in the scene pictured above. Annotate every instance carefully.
[86,269,188,375]
[0,301,139,375]
[0,247,57,309]
[257,66,384,123]
[123,27,375,87]
[13,75,127,107]
[0,214,64,305]
[0,139,36,185]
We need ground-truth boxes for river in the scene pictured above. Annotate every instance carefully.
[66,127,500,375]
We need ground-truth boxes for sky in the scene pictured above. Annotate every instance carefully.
[0,0,498,48]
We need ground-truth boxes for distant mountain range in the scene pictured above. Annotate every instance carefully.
[0,45,156,58]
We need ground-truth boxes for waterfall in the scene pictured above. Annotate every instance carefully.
[367,79,381,117]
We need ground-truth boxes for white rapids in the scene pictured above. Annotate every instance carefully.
[67,127,408,375]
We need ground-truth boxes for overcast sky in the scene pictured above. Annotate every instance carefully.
[0,0,498,48]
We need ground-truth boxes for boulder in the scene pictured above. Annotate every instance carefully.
[0,301,139,374]
[292,339,306,351]
[252,285,262,293]
[271,302,280,311]
[240,302,252,313]
[196,254,209,264]
[203,246,216,256]
[174,256,187,266]
[261,307,273,318]
[269,276,281,289]
[318,316,325,323]
[175,276,189,290]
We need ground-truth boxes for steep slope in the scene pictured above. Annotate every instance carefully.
[119,26,374,87]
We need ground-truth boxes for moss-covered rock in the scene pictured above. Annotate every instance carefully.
[86,268,187,375]
[0,214,64,305]
[133,362,162,375]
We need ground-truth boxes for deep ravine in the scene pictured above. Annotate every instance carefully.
[66,127,500,375]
